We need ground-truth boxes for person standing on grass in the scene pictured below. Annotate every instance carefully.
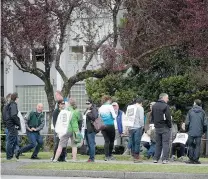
[128,98,144,163]
[85,99,98,162]
[53,98,82,162]
[51,100,66,162]
[185,99,207,164]
[152,93,172,164]
[99,95,117,161]
[4,93,21,160]
[15,103,45,159]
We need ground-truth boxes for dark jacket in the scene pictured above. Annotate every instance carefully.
[152,100,172,129]
[86,105,98,133]
[53,108,60,128]
[185,105,207,137]
[5,101,21,136]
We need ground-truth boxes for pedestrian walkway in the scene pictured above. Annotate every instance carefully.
[1,159,208,179]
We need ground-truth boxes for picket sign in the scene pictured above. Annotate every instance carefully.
[141,132,151,143]
[18,111,26,134]
[81,114,87,138]
[123,105,137,127]
[55,110,72,138]
[172,133,188,145]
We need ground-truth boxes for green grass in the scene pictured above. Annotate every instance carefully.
[22,162,208,174]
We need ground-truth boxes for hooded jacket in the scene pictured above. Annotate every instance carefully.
[185,105,207,137]
[86,104,98,133]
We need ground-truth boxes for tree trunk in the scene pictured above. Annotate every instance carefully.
[44,78,55,151]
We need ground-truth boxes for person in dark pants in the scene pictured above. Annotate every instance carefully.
[152,93,172,164]
[4,93,21,160]
[15,103,45,159]
[52,100,66,161]
[99,95,117,161]
[85,99,98,162]
[185,99,207,164]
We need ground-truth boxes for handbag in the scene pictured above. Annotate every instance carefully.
[92,117,106,132]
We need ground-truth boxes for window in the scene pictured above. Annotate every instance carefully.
[69,46,84,61]
[33,48,53,62]
[16,85,49,112]
[70,83,88,113]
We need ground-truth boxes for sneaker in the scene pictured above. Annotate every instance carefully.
[171,155,176,161]
[162,160,169,164]
[87,159,94,163]
[153,160,158,163]
[52,159,58,163]
[31,156,41,160]
[104,157,110,161]
[109,156,116,161]
[15,150,20,159]
[185,160,195,164]
[134,158,143,163]
[194,160,201,164]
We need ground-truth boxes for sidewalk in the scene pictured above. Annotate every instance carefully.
[1,159,208,179]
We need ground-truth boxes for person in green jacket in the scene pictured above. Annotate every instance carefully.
[53,98,82,162]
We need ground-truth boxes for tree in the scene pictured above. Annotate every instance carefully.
[120,0,208,69]
[2,0,125,113]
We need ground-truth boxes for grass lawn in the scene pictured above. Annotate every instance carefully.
[22,162,208,174]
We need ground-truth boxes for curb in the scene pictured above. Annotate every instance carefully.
[2,169,208,179]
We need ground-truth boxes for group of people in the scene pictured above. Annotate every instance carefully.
[2,91,207,165]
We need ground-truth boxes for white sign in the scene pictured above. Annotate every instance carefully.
[55,110,72,138]
[141,132,151,143]
[81,114,86,138]
[18,111,26,134]
[172,133,188,145]
[123,105,137,127]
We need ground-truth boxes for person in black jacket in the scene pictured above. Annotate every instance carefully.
[152,93,172,164]
[4,92,21,160]
[185,99,207,164]
[85,99,98,162]
[51,100,66,162]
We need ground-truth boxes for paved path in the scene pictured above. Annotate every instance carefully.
[1,159,208,179]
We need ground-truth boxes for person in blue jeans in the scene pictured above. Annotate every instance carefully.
[85,99,98,162]
[3,93,21,160]
[15,103,45,159]
[128,98,144,163]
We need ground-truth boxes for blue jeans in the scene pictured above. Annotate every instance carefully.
[129,128,143,156]
[87,132,96,160]
[6,132,18,159]
[147,142,155,157]
[20,131,43,157]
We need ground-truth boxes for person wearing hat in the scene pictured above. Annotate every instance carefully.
[51,100,66,162]
[112,102,125,146]
[85,99,98,162]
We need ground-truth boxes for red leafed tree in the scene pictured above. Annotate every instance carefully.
[120,0,208,69]
[1,0,124,115]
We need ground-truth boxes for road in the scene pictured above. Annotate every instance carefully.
[1,176,113,179]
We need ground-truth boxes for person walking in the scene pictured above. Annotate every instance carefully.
[99,95,117,161]
[128,98,144,163]
[152,93,172,164]
[85,99,98,162]
[15,103,45,159]
[51,100,66,162]
[53,98,82,162]
[185,99,207,164]
[4,93,21,160]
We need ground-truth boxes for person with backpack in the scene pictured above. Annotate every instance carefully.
[15,103,45,159]
[4,92,21,160]
[85,99,98,162]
